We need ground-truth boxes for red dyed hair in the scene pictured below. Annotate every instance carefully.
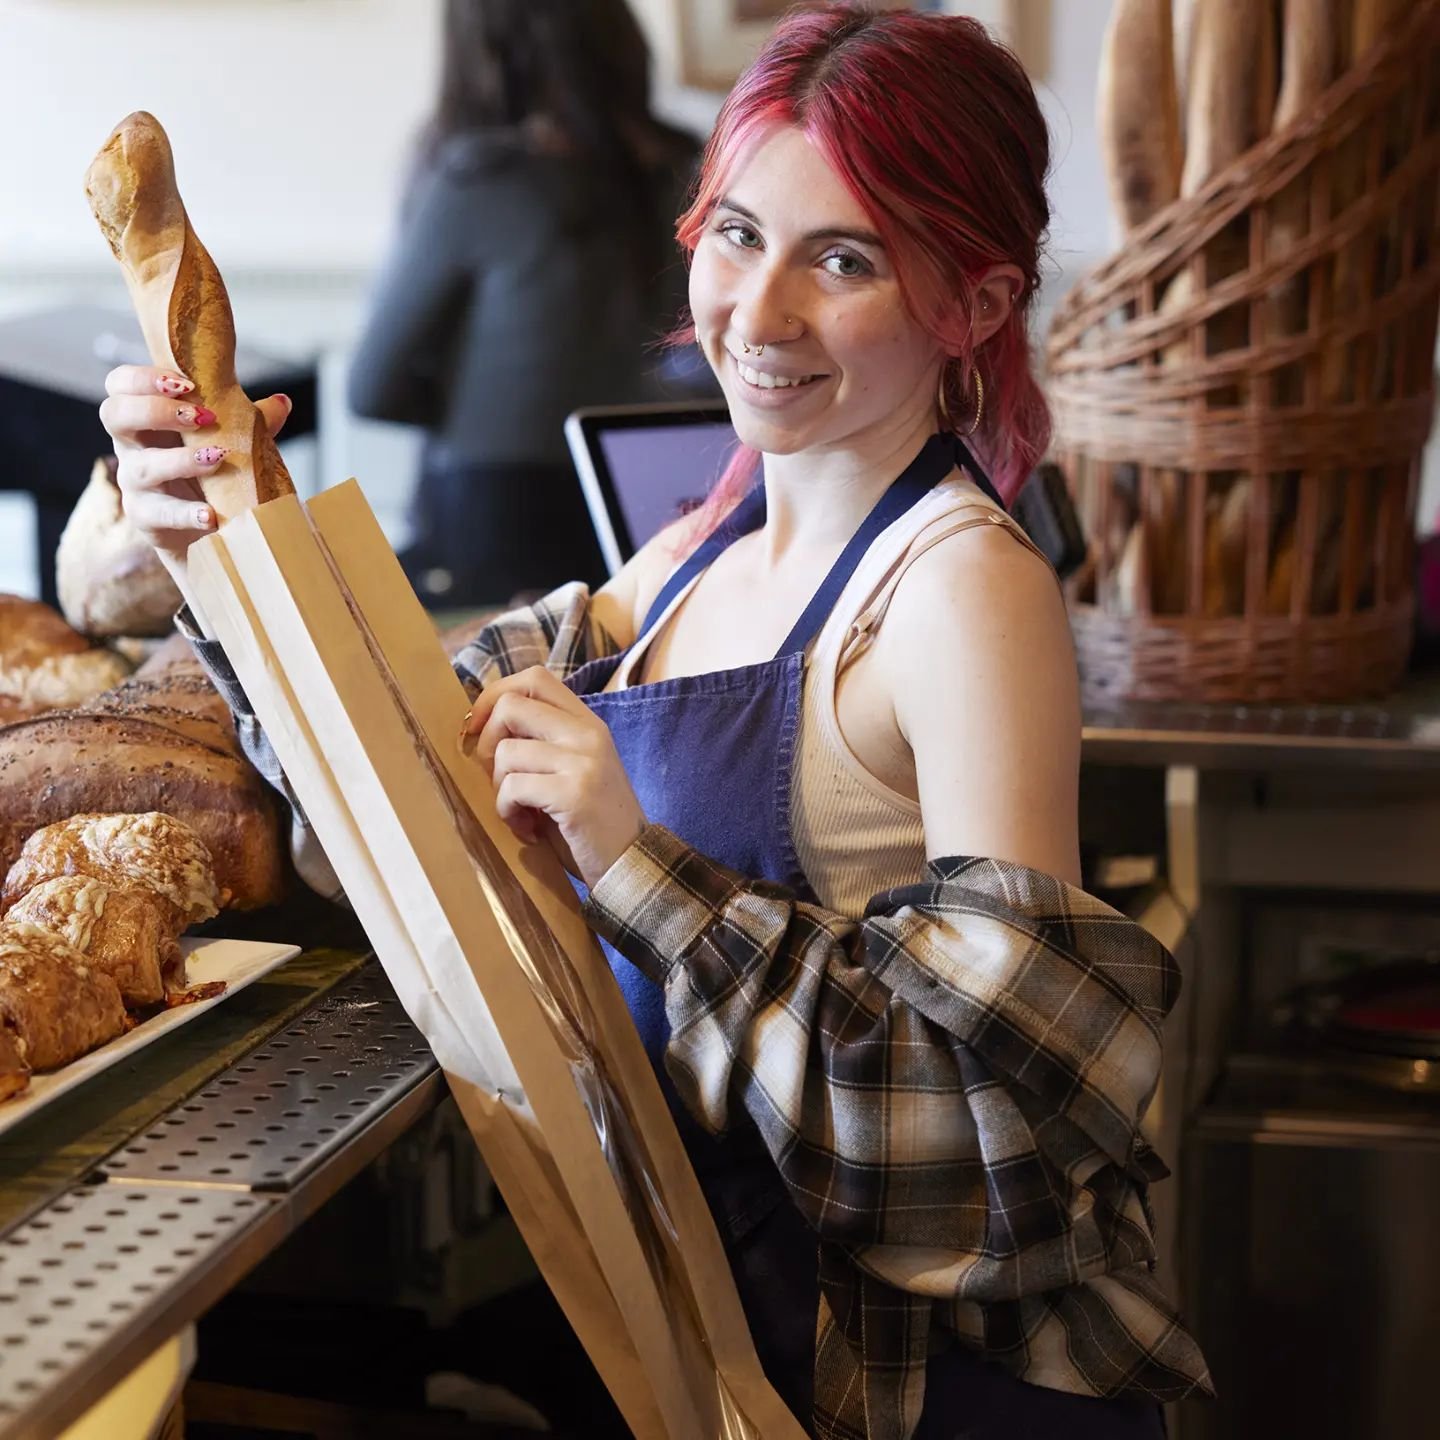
[676,1,1052,520]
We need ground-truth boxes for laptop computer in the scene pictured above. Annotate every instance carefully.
[564,402,736,576]
[564,402,1085,579]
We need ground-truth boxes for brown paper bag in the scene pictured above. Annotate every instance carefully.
[188,485,803,1440]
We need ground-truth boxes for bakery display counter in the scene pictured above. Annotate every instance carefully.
[0,942,443,1439]
[1081,665,1440,773]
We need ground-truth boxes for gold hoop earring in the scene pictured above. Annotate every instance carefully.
[937,363,984,436]
[967,365,984,435]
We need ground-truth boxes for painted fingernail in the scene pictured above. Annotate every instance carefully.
[156,374,194,397]
[193,505,214,529]
[192,405,217,427]
[274,393,293,413]
[194,446,226,467]
[175,405,205,427]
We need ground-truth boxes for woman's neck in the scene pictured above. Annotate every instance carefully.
[755,409,938,566]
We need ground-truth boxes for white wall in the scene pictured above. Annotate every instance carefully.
[0,0,447,588]
[1,0,440,274]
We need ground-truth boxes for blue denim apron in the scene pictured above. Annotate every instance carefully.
[567,435,1163,1439]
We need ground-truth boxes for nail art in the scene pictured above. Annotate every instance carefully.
[194,446,227,467]
[192,405,217,427]
[156,374,195,397]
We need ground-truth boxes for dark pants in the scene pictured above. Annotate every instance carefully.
[402,453,607,607]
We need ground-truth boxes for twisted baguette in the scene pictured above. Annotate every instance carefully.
[84,111,293,522]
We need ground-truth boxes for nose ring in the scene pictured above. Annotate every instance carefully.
[754,343,765,357]
[741,340,764,357]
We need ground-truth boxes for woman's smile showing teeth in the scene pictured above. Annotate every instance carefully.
[732,354,824,398]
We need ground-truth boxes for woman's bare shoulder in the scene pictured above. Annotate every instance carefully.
[888,512,1066,648]
[881,518,1081,878]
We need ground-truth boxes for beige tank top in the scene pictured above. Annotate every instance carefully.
[791,476,1048,916]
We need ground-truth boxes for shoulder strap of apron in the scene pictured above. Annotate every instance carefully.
[632,480,768,642]
[774,433,1002,657]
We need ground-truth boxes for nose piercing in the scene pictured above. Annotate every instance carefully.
[754,343,765,356]
[740,340,765,356]
[741,341,752,355]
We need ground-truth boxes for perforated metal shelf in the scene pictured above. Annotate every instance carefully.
[0,1183,282,1439]
[100,962,437,1192]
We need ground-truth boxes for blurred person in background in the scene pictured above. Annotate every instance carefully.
[347,0,702,607]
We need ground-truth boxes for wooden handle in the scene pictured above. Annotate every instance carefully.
[84,112,294,526]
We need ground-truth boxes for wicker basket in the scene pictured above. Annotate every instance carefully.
[1046,3,1440,704]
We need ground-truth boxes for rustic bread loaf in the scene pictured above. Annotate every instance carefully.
[57,456,183,638]
[1098,0,1181,234]
[84,112,293,522]
[0,654,284,911]
[0,594,132,714]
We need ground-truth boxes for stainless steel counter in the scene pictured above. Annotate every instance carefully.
[1082,668,1440,772]
[0,959,442,1440]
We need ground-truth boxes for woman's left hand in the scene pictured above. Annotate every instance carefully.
[460,666,646,889]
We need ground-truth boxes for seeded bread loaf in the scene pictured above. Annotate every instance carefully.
[0,653,284,912]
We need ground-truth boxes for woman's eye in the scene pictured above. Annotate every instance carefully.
[822,251,870,278]
[720,222,762,250]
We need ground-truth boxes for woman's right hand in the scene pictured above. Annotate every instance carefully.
[98,365,291,575]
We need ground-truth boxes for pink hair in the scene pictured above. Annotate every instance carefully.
[675,2,1052,534]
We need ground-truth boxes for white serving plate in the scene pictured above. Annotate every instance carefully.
[0,936,301,1138]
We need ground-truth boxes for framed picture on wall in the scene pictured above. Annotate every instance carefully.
[676,0,911,91]
[674,1,1047,92]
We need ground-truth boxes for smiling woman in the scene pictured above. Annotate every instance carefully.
[456,9,1207,1437]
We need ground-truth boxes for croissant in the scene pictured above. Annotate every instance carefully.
[0,923,126,1072]
[1,812,222,932]
[5,876,176,1009]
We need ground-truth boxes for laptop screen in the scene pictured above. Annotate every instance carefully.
[565,405,739,575]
